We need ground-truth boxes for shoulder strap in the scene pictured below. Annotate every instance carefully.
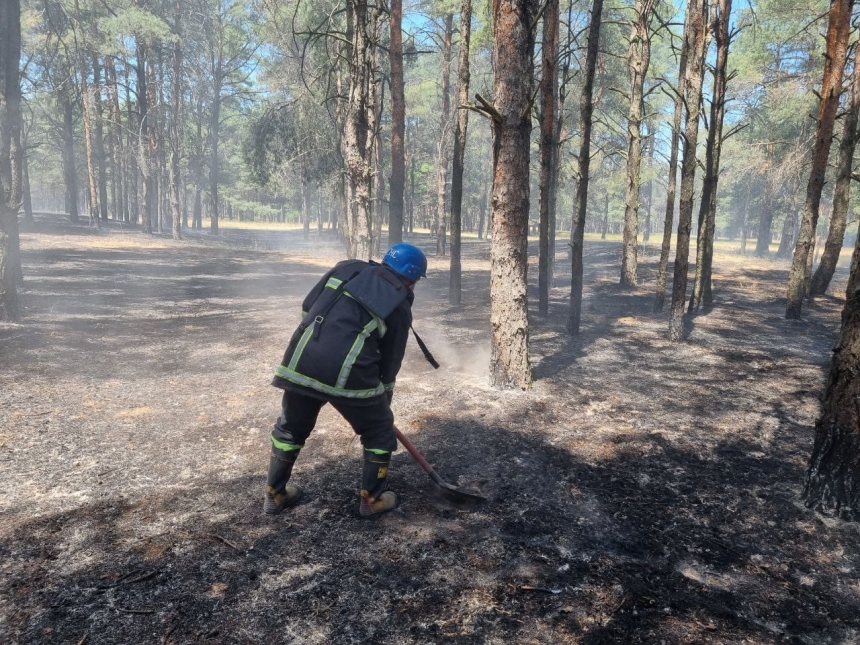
[411,325,439,369]
[308,270,360,339]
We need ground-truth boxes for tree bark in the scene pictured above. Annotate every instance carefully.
[59,84,80,224]
[620,0,656,287]
[777,209,797,258]
[170,0,183,240]
[568,0,604,334]
[342,0,374,259]
[786,0,854,318]
[654,29,688,312]
[643,123,654,242]
[690,0,732,311]
[0,0,22,320]
[803,219,860,518]
[810,44,860,296]
[449,0,472,306]
[435,14,453,257]
[73,3,100,230]
[668,0,708,341]
[489,0,538,389]
[538,0,559,315]
[92,56,109,222]
[388,0,405,245]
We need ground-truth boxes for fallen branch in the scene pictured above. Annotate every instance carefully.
[208,534,241,551]
[124,571,158,584]
[518,585,562,594]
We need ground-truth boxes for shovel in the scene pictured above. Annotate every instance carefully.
[394,426,486,508]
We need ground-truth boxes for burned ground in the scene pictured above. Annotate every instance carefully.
[2,215,860,644]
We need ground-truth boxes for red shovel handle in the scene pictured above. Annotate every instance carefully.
[393,426,434,474]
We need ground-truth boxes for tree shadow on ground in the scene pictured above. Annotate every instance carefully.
[3,411,859,644]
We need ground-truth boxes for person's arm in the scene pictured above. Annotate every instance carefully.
[378,298,413,398]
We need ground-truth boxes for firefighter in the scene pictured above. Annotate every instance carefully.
[264,243,428,518]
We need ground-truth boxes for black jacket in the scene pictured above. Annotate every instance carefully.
[272,260,413,404]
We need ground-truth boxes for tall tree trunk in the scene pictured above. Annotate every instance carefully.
[691,0,732,311]
[22,140,32,226]
[803,218,860,517]
[342,0,374,259]
[786,0,854,318]
[136,40,154,233]
[170,0,183,240]
[810,43,860,296]
[388,0,405,244]
[59,84,80,223]
[368,25,384,256]
[92,56,109,222]
[620,0,656,287]
[642,124,654,242]
[568,0,604,334]
[777,209,797,258]
[489,0,537,389]
[301,171,310,240]
[739,186,750,253]
[409,145,415,233]
[601,192,609,239]
[668,0,708,341]
[73,5,100,230]
[756,178,776,256]
[209,90,221,235]
[449,0,472,305]
[435,14,453,257]
[538,0,559,315]
[105,58,123,222]
[0,0,22,319]
[654,31,688,311]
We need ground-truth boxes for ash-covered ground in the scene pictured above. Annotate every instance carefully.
[2,215,859,644]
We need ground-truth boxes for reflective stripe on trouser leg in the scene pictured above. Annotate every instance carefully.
[361,450,391,502]
[272,391,325,448]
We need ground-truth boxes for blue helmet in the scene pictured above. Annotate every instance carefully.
[382,243,427,282]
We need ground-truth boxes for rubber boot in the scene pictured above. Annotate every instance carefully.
[359,450,397,517]
[263,447,302,515]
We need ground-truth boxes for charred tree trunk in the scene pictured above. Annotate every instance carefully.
[668,0,708,341]
[620,0,656,287]
[449,0,472,305]
[654,28,688,312]
[538,0,559,315]
[810,43,860,296]
[569,0,604,334]
[435,14,453,257]
[786,0,854,318]
[690,0,732,311]
[388,0,405,244]
[803,222,860,518]
[489,0,538,389]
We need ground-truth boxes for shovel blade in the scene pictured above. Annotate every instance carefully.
[429,472,486,509]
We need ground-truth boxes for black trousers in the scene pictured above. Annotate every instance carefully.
[272,390,397,453]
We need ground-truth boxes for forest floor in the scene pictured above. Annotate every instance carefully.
[2,214,859,644]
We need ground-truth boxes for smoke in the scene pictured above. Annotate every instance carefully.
[412,325,491,381]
